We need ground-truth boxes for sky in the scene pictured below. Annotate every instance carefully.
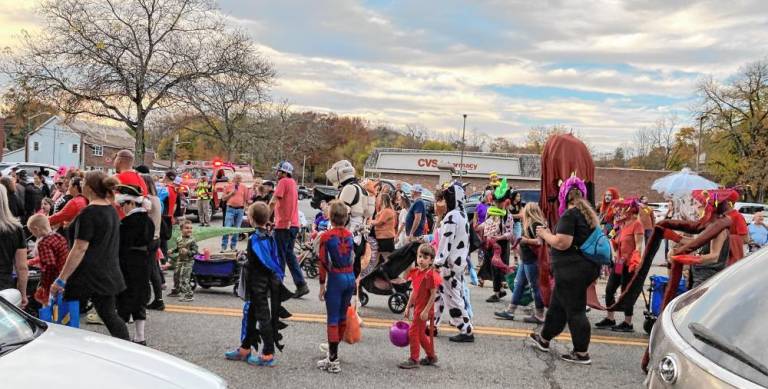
[2,0,768,151]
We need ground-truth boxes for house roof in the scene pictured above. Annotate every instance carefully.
[29,115,135,150]
[63,118,135,150]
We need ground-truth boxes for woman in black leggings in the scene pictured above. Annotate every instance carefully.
[50,171,129,340]
[529,178,600,365]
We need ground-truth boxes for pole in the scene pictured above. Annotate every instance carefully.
[170,134,178,169]
[301,155,307,186]
[459,114,467,179]
[696,115,704,172]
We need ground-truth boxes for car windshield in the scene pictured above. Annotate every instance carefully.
[0,299,36,354]
[672,249,768,386]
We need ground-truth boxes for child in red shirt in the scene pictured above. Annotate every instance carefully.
[27,214,69,304]
[400,243,440,369]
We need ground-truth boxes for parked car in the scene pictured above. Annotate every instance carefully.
[0,162,58,187]
[647,202,671,223]
[466,192,484,203]
[0,289,226,389]
[644,247,768,388]
[733,202,768,224]
[298,185,310,200]
[464,188,540,222]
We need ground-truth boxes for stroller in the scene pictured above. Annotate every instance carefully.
[641,274,687,334]
[358,242,419,314]
[298,236,319,279]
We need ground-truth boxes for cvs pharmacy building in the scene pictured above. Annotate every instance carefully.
[364,148,541,191]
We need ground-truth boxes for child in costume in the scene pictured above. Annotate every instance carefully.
[168,220,198,302]
[26,214,68,304]
[317,200,357,374]
[433,182,474,343]
[399,243,440,369]
[114,185,155,345]
[225,202,291,367]
[478,179,515,302]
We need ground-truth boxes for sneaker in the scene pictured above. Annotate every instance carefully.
[248,354,277,367]
[419,356,438,366]
[86,312,104,325]
[293,284,310,299]
[147,300,165,311]
[494,311,515,320]
[594,318,616,329]
[319,343,329,353]
[611,322,635,333]
[528,333,550,352]
[425,327,438,337]
[317,357,341,373]
[398,359,420,369]
[486,294,500,303]
[178,296,194,302]
[523,315,545,324]
[225,348,251,361]
[561,350,592,365]
[167,290,180,298]
[133,340,147,346]
[498,290,507,298]
[449,333,475,343]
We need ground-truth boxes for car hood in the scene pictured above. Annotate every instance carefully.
[0,324,226,389]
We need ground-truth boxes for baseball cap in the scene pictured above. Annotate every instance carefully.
[412,184,424,193]
[274,161,294,175]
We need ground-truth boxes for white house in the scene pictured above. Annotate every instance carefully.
[2,115,138,172]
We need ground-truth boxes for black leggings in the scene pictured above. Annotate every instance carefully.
[484,240,510,293]
[605,267,634,316]
[148,240,164,302]
[242,271,279,355]
[92,294,130,340]
[541,260,600,353]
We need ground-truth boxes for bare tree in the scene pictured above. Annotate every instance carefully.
[632,127,654,168]
[176,51,275,160]
[649,115,678,169]
[3,0,252,161]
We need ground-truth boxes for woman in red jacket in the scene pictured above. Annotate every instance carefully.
[49,176,88,231]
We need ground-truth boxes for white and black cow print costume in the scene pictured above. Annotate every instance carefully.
[433,183,473,336]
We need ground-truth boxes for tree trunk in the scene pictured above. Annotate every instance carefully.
[135,120,145,164]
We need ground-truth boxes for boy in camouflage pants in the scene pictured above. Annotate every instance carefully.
[168,219,199,302]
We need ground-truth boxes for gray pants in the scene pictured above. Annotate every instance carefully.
[198,199,212,225]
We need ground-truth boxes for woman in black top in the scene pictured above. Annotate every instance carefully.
[495,202,546,323]
[529,178,600,365]
[50,171,129,340]
[0,185,28,308]
[0,177,25,220]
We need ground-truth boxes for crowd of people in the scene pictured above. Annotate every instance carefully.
[1,153,762,374]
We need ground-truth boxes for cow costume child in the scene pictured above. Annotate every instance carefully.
[433,182,474,343]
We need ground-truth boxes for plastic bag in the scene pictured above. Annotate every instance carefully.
[343,303,362,344]
[39,294,80,328]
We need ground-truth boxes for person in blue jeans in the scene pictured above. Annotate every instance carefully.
[270,161,309,298]
[495,202,546,323]
[221,174,248,252]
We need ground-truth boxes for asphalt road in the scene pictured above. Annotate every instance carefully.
[88,200,651,388]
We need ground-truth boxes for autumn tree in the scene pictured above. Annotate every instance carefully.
[698,60,768,200]
[3,0,254,162]
[1,85,57,150]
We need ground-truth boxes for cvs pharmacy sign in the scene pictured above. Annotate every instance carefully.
[417,158,478,171]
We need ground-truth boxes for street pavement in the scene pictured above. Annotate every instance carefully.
[83,201,652,388]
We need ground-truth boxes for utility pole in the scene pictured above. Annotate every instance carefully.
[459,114,467,179]
[301,155,308,186]
[169,134,191,170]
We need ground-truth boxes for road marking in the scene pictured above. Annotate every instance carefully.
[164,304,648,347]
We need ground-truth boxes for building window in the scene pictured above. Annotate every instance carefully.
[72,144,79,154]
[33,142,39,151]
[92,144,104,157]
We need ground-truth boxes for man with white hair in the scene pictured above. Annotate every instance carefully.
[221,173,248,252]
[748,211,768,250]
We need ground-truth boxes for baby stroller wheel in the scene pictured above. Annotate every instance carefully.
[189,277,197,290]
[388,293,408,314]
[304,262,318,279]
[643,318,655,335]
[359,291,369,307]
[233,283,239,296]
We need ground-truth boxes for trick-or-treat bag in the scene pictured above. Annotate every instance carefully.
[39,294,80,328]
[343,297,363,344]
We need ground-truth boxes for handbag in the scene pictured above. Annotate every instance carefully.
[39,294,80,328]
[579,227,613,266]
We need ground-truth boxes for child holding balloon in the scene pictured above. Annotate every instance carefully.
[399,243,440,369]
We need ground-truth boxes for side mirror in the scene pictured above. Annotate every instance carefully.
[0,289,22,307]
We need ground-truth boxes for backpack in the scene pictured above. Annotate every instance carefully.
[350,183,375,219]
[579,227,613,266]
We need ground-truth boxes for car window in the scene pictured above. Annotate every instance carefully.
[739,206,765,215]
[519,190,540,204]
[0,300,35,347]
[672,251,768,386]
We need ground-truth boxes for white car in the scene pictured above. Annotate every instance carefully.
[647,202,670,223]
[0,289,226,389]
[733,202,767,224]
[0,162,59,187]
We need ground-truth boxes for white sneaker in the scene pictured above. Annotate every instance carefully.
[319,343,329,353]
[326,360,341,374]
[317,357,331,370]
[86,312,104,325]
